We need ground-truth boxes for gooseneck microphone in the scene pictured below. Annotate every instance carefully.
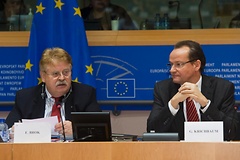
[198,0,203,29]
[56,98,66,142]
[169,1,180,19]
[41,83,72,141]
[55,87,72,142]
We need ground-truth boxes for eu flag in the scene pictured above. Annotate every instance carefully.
[24,0,95,88]
[107,79,135,98]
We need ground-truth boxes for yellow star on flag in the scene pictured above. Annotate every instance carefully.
[86,64,93,75]
[37,78,42,85]
[73,7,81,17]
[72,77,79,83]
[36,2,46,14]
[55,0,64,10]
[25,60,33,71]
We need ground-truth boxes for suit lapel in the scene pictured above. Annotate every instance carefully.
[31,94,45,118]
[64,93,74,120]
[171,82,185,119]
[201,75,213,100]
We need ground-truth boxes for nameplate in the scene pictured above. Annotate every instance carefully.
[184,121,223,142]
[14,122,51,143]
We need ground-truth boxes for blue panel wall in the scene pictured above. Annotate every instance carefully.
[1,44,240,110]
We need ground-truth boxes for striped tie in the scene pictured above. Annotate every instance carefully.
[186,98,199,121]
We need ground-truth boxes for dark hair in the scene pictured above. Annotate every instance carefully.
[174,40,206,73]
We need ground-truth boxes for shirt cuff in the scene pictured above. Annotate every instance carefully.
[168,100,179,116]
[200,99,211,112]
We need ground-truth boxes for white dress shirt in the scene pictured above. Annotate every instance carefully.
[168,76,211,121]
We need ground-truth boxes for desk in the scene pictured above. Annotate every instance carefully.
[0,143,12,160]
[12,142,112,160]
[1,142,238,160]
[1,29,240,47]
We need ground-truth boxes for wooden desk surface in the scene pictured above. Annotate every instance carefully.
[0,143,12,160]
[1,29,240,47]
[4,141,240,160]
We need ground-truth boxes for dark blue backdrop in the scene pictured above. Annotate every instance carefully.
[1,44,240,110]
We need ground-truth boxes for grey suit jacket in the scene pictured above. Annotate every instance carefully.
[147,75,238,140]
[6,82,101,128]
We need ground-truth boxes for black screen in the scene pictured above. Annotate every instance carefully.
[71,112,112,141]
[84,20,102,30]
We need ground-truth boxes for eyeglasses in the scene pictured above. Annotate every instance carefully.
[44,69,71,78]
[167,59,197,69]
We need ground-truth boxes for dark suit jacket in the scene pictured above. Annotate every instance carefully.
[6,82,101,128]
[147,75,238,140]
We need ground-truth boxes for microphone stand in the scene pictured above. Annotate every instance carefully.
[57,102,66,142]
[54,89,72,142]
[198,0,203,29]
[169,0,180,20]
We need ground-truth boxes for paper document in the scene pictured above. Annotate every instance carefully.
[22,116,59,135]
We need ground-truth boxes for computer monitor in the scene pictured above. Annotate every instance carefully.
[84,19,102,30]
[142,132,179,141]
[169,18,192,29]
[71,112,112,141]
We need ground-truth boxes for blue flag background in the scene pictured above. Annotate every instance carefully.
[24,0,95,88]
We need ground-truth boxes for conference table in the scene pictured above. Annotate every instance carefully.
[1,141,240,160]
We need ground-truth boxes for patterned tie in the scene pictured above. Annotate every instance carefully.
[51,97,61,122]
[186,98,199,121]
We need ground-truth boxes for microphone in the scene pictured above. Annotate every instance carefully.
[55,88,72,142]
[169,1,180,19]
[213,18,221,29]
[198,0,203,29]
[56,97,66,142]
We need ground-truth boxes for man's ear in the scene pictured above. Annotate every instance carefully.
[194,60,201,71]
[40,71,46,83]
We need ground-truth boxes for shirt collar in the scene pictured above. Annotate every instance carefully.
[196,75,202,91]
[45,88,52,99]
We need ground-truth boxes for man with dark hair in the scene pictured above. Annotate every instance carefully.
[81,0,137,30]
[147,40,238,140]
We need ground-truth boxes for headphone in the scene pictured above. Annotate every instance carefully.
[41,83,72,102]
[41,83,45,99]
